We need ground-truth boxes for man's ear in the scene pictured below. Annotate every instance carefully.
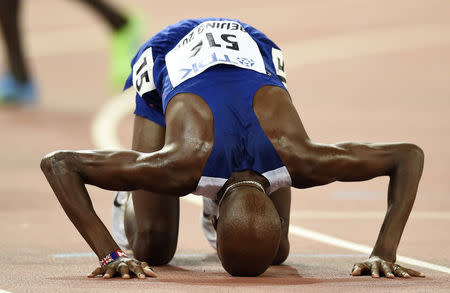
[279,216,289,239]
[280,217,286,230]
[212,216,218,231]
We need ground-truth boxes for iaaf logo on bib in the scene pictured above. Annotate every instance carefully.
[236,57,255,67]
[179,52,254,79]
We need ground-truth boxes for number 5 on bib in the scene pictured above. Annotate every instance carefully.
[133,48,156,97]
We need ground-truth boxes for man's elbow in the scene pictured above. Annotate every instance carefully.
[163,156,206,196]
[397,144,424,170]
[40,151,73,176]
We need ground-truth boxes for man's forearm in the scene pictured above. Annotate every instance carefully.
[370,193,416,262]
[370,148,424,262]
[41,152,119,258]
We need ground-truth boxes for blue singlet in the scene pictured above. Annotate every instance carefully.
[124,18,291,198]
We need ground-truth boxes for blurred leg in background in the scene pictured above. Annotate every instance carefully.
[75,0,142,88]
[0,0,141,105]
[0,0,35,105]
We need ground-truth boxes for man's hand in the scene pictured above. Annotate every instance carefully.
[351,256,425,278]
[88,257,157,279]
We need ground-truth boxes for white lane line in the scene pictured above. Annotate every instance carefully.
[290,253,365,258]
[91,90,135,149]
[333,191,382,199]
[290,210,450,220]
[0,290,12,293]
[90,27,450,274]
[289,226,450,274]
[52,252,96,258]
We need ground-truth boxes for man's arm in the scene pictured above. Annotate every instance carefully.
[253,86,425,278]
[40,148,205,278]
[40,150,166,278]
[40,93,214,279]
[290,141,425,278]
[346,143,425,278]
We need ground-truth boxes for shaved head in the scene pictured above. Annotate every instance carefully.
[216,181,281,276]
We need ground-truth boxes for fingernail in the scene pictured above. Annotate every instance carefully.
[372,274,379,278]
[138,274,145,279]
[388,273,395,278]
[404,274,411,278]
[122,274,130,279]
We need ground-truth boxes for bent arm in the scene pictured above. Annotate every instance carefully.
[320,142,424,262]
[287,142,424,262]
[40,147,205,259]
[40,150,126,258]
[40,93,214,261]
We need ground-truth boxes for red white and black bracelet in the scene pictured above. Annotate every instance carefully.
[99,250,128,267]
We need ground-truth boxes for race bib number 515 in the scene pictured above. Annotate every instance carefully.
[165,21,266,88]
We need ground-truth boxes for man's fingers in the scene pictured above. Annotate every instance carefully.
[351,266,362,276]
[118,263,130,279]
[370,262,380,278]
[351,263,366,276]
[103,266,116,279]
[352,258,425,279]
[404,267,425,277]
[393,266,411,278]
[88,267,103,278]
[127,260,146,279]
[141,262,157,278]
[87,259,158,280]
[380,262,395,278]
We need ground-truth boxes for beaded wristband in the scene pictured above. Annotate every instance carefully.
[99,250,128,267]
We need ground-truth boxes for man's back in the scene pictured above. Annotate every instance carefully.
[123,18,291,198]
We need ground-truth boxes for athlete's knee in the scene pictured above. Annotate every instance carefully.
[133,230,178,265]
[272,218,290,265]
[272,236,289,265]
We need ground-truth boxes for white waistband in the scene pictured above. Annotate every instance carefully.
[193,166,292,199]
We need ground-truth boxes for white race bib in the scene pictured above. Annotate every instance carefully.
[272,47,287,88]
[166,21,266,88]
[132,47,156,97]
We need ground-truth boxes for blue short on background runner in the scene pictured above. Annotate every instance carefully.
[124,18,291,198]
